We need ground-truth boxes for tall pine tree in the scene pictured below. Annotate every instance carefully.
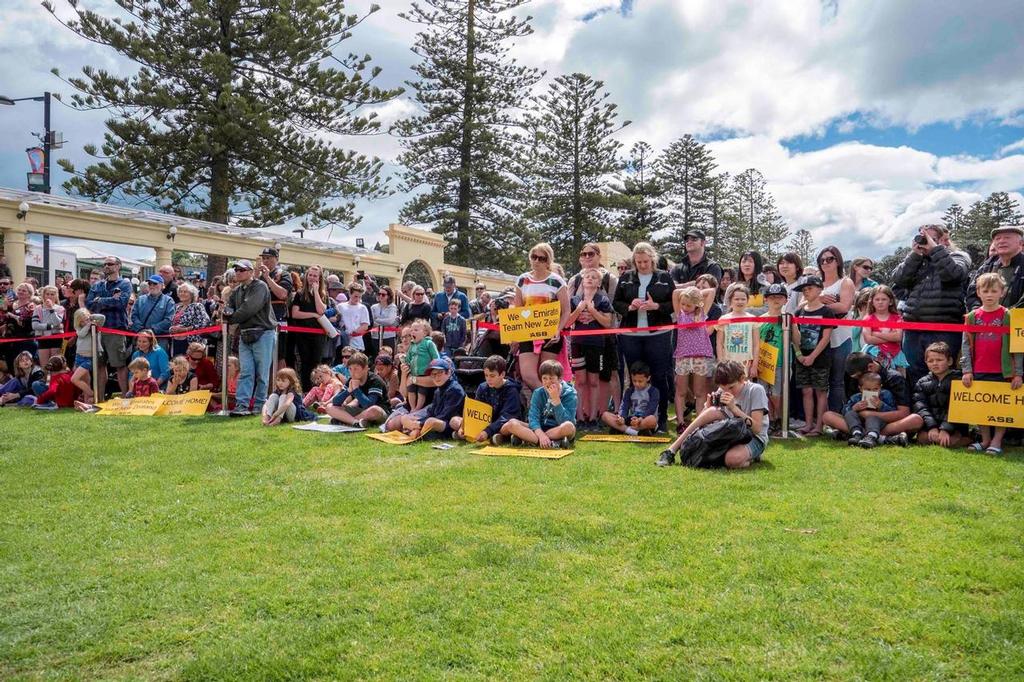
[394,0,542,271]
[608,141,666,248]
[656,134,716,262]
[524,72,629,262]
[48,0,399,232]
[787,228,815,267]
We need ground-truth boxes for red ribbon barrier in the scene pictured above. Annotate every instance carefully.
[0,331,77,344]
[97,325,222,339]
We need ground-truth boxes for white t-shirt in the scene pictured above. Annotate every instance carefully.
[340,302,371,350]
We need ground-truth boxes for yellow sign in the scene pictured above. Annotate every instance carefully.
[498,301,561,344]
[1011,308,1024,353]
[757,343,779,385]
[579,434,672,443]
[748,294,764,309]
[474,446,572,459]
[155,390,212,416]
[95,394,166,416]
[948,380,1024,428]
[365,421,436,445]
[462,398,493,440]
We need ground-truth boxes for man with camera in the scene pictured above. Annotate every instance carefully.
[891,224,972,389]
[256,247,293,361]
[223,259,277,417]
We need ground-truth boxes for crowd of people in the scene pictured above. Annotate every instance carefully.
[2,224,1022,465]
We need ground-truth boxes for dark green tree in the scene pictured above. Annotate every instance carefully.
[608,141,666,248]
[394,0,542,271]
[959,192,1023,264]
[656,134,716,262]
[704,172,732,263]
[524,72,629,261]
[47,0,399,233]
[873,245,912,285]
[787,228,815,267]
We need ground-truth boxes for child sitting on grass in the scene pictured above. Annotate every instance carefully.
[262,367,314,426]
[33,356,76,409]
[452,355,522,444]
[303,364,341,414]
[126,357,161,398]
[602,361,659,436]
[498,359,577,449]
[906,342,972,448]
[401,357,465,440]
[960,272,1023,455]
[841,371,897,449]
[165,355,198,395]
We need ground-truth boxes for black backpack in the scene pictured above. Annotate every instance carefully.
[679,416,754,468]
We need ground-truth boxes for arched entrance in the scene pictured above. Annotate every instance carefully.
[402,259,435,291]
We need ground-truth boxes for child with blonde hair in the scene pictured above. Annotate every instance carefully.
[717,283,759,380]
[672,285,715,430]
[70,307,104,403]
[405,319,440,411]
[165,355,198,395]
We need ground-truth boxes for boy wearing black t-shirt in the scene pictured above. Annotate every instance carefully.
[793,276,834,436]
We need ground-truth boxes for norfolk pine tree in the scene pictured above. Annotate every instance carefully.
[787,228,815,268]
[656,134,716,262]
[608,141,667,249]
[46,0,399,236]
[525,73,629,261]
[394,0,542,271]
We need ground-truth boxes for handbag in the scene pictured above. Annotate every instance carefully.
[240,327,267,344]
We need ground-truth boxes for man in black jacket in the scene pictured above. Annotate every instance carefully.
[891,224,972,389]
[224,259,277,417]
[669,230,723,288]
[966,225,1024,311]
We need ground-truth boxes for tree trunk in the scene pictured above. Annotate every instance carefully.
[455,0,476,262]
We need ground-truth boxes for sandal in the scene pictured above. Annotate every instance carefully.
[985,446,1003,455]
[968,443,985,452]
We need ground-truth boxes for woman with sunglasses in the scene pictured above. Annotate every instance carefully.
[400,286,433,325]
[850,257,879,290]
[816,246,856,412]
[612,242,676,433]
[369,286,399,359]
[513,242,570,390]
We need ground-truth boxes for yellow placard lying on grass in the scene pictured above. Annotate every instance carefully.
[474,446,572,459]
[579,434,672,443]
[154,390,211,416]
[948,380,1024,428]
[365,420,437,445]
[95,394,165,416]
[757,343,779,385]
[1011,308,1024,353]
[462,398,493,440]
[498,301,561,344]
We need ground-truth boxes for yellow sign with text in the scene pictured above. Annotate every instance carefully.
[474,446,572,460]
[1011,308,1024,353]
[462,398,493,440]
[155,390,212,416]
[365,420,437,446]
[948,380,1024,428]
[757,343,779,385]
[498,301,561,344]
[95,394,166,416]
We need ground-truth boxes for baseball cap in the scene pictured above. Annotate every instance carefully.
[764,283,788,298]
[794,276,824,291]
[147,274,165,285]
[684,229,706,240]
[992,224,1024,238]
[259,247,279,258]
[427,357,454,373]
[375,355,393,366]
[231,259,254,271]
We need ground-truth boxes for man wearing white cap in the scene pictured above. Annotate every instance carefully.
[967,224,1024,310]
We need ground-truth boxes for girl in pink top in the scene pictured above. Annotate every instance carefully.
[303,364,341,413]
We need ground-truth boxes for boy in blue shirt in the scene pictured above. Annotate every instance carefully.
[452,355,522,444]
[842,371,897,449]
[500,360,577,449]
[602,361,659,436]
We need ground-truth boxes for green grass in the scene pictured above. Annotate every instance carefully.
[1,411,1023,680]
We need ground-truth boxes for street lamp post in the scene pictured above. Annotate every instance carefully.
[1,91,61,284]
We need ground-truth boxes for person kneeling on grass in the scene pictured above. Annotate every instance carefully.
[325,352,391,428]
[602,361,659,436]
[905,341,973,449]
[498,359,577,449]
[262,368,314,426]
[657,360,769,468]
[822,353,915,446]
[400,356,465,440]
[452,355,521,444]
[841,371,897,449]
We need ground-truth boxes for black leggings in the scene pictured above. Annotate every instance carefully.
[291,333,324,391]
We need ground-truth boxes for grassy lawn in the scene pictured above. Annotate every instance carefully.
[1,411,1023,680]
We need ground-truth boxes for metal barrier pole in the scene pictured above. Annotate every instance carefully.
[90,325,100,401]
[269,326,280,398]
[781,312,791,439]
[470,319,478,354]
[214,322,231,416]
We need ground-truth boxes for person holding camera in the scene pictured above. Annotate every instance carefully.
[256,248,293,361]
[86,256,133,397]
[223,260,277,417]
[890,224,972,389]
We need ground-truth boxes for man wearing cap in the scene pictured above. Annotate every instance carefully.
[669,230,723,289]
[967,225,1024,311]
[223,259,277,416]
[130,274,175,338]
[256,248,293,360]
[891,223,972,389]
[87,255,134,396]
[430,274,472,330]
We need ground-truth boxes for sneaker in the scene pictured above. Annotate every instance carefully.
[656,449,676,467]
[847,430,863,446]
[229,408,252,418]
[491,433,506,446]
[858,434,878,449]
[32,402,58,410]
[887,432,910,448]
[556,437,573,449]
[789,418,806,430]
[354,419,367,429]
[510,434,523,446]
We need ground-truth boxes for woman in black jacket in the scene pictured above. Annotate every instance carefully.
[612,241,676,432]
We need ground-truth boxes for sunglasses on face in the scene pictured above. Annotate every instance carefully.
[529,253,548,262]
[860,264,874,271]
[189,354,204,360]
[414,292,425,296]
[342,354,352,360]
[580,251,597,258]
[104,262,118,267]
[820,256,837,264]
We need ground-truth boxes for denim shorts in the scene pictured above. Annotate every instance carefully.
[75,355,93,372]
[743,437,766,462]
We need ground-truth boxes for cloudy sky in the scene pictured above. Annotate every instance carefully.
[2,0,1024,261]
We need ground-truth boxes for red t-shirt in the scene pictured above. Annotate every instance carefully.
[971,307,1005,375]
[132,377,161,397]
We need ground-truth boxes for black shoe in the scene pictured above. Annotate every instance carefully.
[858,434,878,449]
[229,408,252,418]
[510,434,523,446]
[835,429,851,442]
[491,433,506,446]
[656,449,675,467]
[887,432,909,448]
[847,430,863,446]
